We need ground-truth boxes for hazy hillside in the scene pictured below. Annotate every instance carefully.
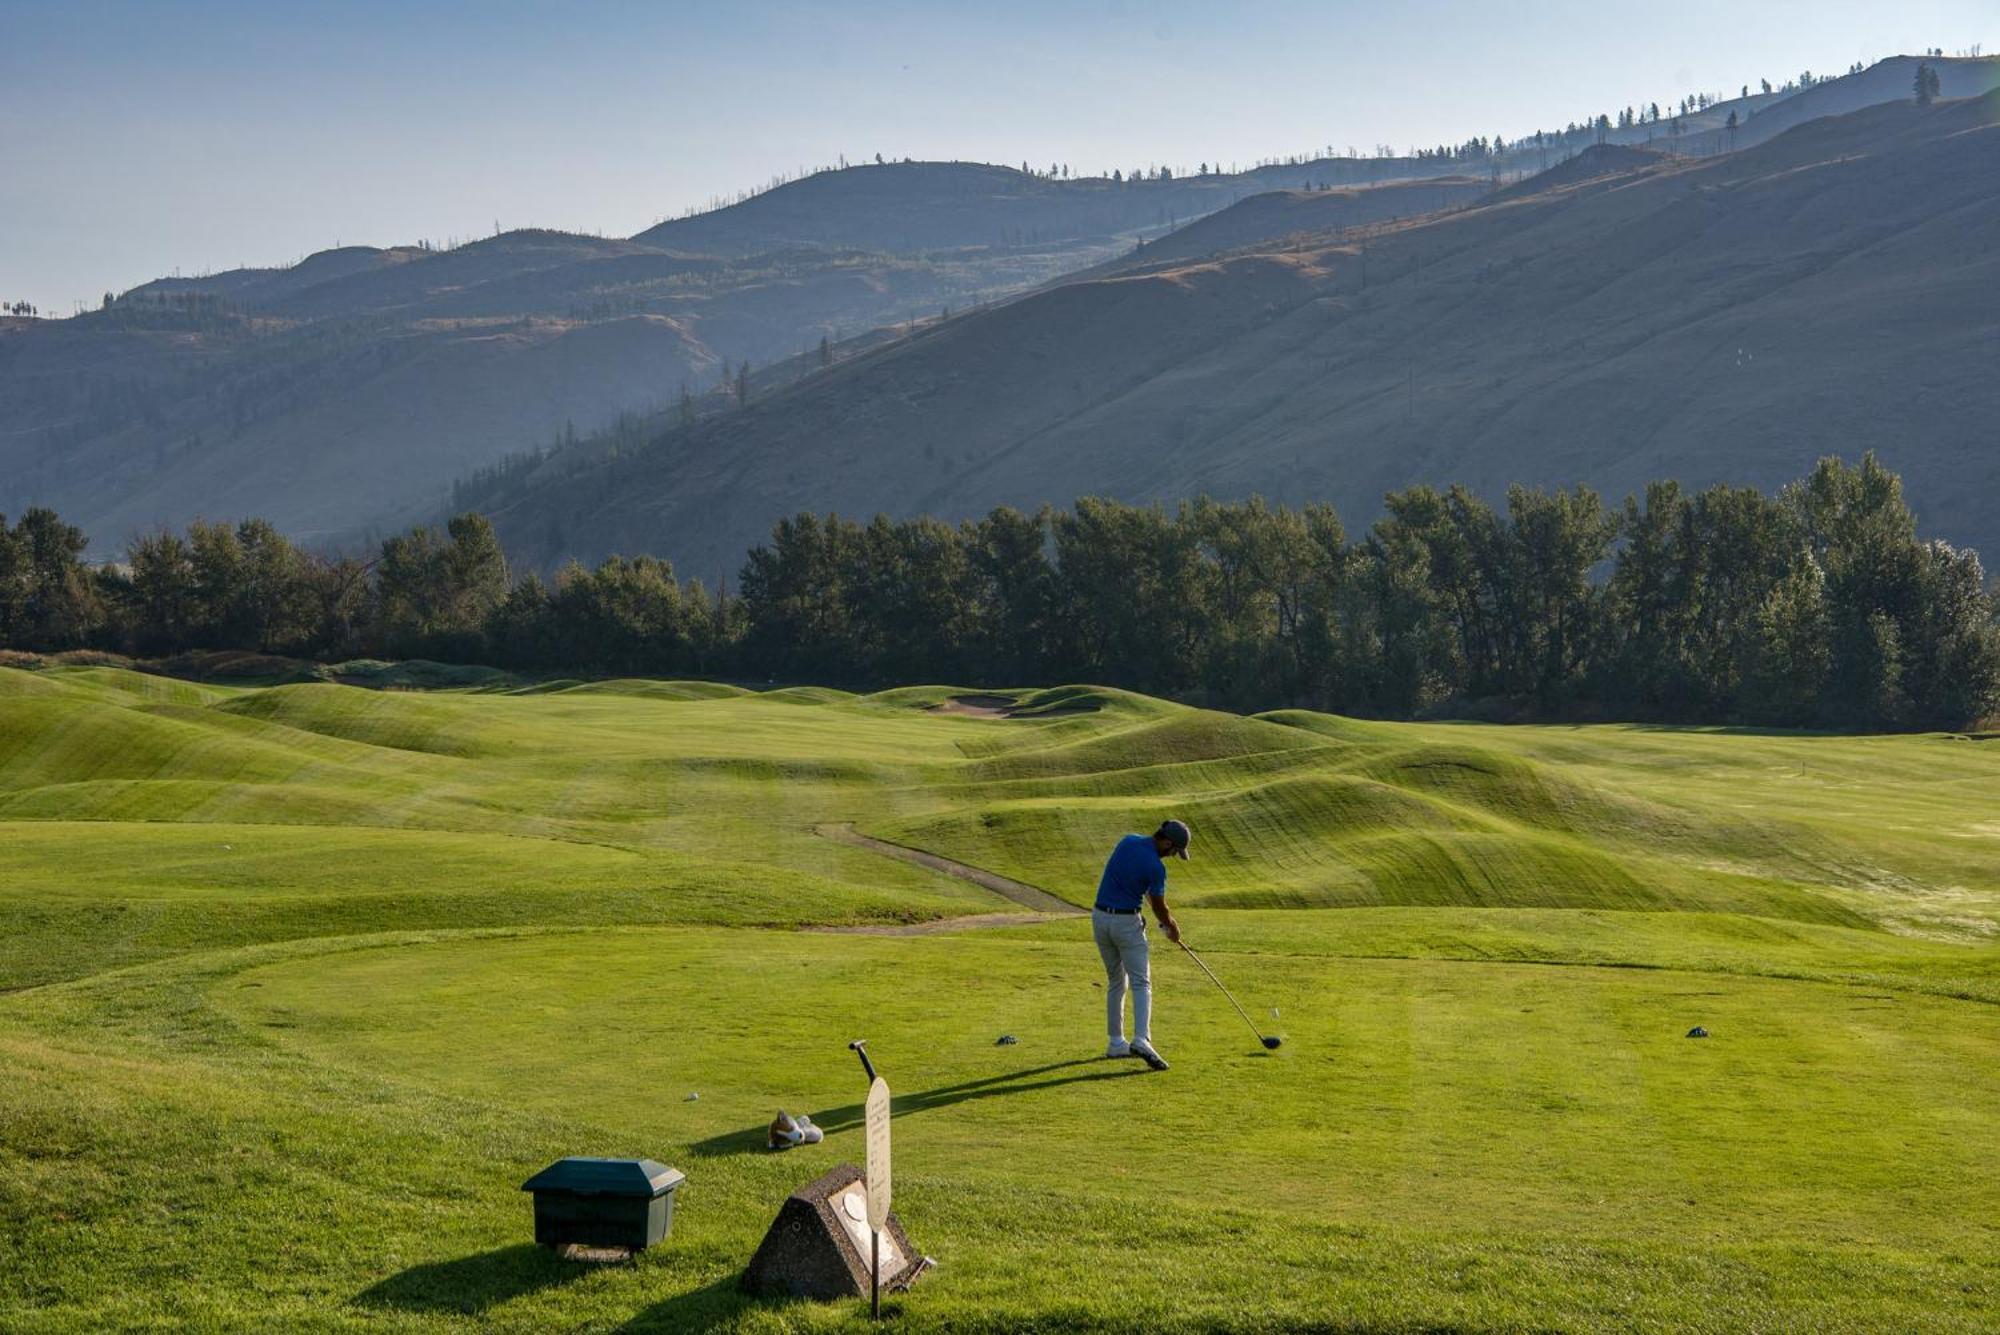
[130,243,428,306]
[1488,144,1665,201]
[0,226,1121,547]
[635,157,1473,255]
[1100,177,1492,270]
[474,90,2000,574]
[1619,53,1999,155]
[0,161,1475,552]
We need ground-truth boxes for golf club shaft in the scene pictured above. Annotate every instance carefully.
[1176,939,1269,1042]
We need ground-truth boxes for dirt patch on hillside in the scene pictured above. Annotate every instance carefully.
[815,822,1080,915]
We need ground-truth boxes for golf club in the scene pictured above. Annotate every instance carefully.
[1175,939,1282,1049]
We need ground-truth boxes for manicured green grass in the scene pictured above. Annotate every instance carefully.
[1,665,1996,1331]
[225,925,2000,1242]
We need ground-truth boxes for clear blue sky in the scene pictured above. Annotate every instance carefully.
[3,0,1992,313]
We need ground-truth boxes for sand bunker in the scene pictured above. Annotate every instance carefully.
[927,694,1021,718]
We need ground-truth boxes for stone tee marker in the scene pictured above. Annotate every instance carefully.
[738,1039,929,1307]
[738,1164,919,1300]
[865,1074,892,1318]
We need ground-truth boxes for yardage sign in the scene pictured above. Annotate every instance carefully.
[864,1076,891,1230]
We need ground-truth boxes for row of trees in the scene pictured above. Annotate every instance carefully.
[722,457,1997,730]
[2,457,1994,730]
[0,507,733,679]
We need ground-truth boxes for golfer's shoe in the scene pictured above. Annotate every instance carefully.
[1105,1039,1132,1058]
[767,1110,805,1150]
[1129,1039,1170,1071]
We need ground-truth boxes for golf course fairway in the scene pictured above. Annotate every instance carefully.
[2,666,1997,1331]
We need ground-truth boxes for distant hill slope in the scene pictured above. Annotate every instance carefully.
[1546,54,2000,159]
[1650,54,2000,153]
[634,158,1474,256]
[1489,144,1664,201]
[130,243,426,306]
[475,90,2000,574]
[0,163,1472,551]
[1101,177,1492,269]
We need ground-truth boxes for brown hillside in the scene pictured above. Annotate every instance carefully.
[483,91,2000,574]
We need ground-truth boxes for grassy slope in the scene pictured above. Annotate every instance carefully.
[1,667,1997,1332]
[889,696,2000,933]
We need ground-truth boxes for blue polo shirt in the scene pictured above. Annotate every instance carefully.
[1095,834,1167,911]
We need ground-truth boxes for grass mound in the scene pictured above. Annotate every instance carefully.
[1007,685,1121,716]
[0,662,224,705]
[759,684,862,705]
[324,658,516,690]
[158,648,320,683]
[0,664,82,698]
[959,708,1320,780]
[215,683,513,757]
[541,678,753,700]
[0,695,325,794]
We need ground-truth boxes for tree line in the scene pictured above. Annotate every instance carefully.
[1,455,1993,731]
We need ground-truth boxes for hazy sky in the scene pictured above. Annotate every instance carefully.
[4,0,1993,312]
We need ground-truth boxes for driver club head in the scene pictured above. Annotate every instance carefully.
[1262,1036,1282,1050]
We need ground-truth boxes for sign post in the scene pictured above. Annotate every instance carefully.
[864,1075,891,1319]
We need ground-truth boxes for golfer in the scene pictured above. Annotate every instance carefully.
[1093,819,1190,1071]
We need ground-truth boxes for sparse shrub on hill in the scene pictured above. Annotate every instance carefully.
[10,455,1998,730]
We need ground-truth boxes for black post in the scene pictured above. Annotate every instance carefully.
[871,1227,881,1319]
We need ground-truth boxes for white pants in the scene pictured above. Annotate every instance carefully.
[1093,909,1152,1043]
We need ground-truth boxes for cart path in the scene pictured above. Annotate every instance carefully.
[807,911,1072,937]
[814,823,1082,916]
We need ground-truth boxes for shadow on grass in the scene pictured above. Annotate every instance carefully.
[614,1274,789,1332]
[691,1058,1146,1157]
[355,1243,587,1315]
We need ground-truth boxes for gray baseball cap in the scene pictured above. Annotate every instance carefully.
[1155,819,1192,860]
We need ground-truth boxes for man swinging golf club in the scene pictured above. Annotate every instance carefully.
[1092,819,1190,1071]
